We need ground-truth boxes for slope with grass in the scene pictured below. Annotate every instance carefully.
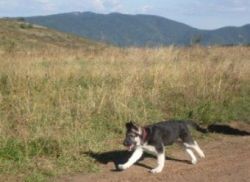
[0,19,106,54]
[0,20,250,181]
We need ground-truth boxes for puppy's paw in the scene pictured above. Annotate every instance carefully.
[117,164,128,170]
[200,152,205,158]
[150,167,163,174]
[190,159,197,165]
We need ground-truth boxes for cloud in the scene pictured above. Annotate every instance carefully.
[0,0,57,16]
[0,0,125,17]
[91,0,105,11]
[85,0,123,12]
[0,0,18,7]
[140,5,153,13]
[34,0,56,12]
[221,0,250,12]
[181,0,250,15]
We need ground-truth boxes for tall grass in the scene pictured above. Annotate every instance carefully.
[0,46,249,180]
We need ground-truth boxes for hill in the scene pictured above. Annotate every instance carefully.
[24,12,250,46]
[0,18,105,53]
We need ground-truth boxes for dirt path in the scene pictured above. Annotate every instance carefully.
[59,124,250,182]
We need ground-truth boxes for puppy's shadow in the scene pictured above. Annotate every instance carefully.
[83,150,189,171]
[207,124,250,136]
[84,150,130,166]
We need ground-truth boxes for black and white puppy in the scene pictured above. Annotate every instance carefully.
[118,120,206,173]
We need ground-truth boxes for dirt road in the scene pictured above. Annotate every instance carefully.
[59,124,250,182]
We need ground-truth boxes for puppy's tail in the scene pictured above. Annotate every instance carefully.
[186,120,208,133]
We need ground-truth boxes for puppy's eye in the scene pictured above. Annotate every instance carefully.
[128,134,136,137]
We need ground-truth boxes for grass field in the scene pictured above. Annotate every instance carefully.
[0,20,250,181]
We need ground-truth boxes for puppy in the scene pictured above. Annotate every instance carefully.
[118,120,206,173]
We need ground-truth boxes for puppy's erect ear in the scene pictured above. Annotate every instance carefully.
[125,121,138,130]
[125,121,133,129]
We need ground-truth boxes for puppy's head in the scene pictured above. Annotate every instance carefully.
[123,121,142,151]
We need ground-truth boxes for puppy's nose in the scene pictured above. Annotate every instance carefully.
[123,140,128,146]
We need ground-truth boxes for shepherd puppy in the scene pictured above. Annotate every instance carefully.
[118,120,207,173]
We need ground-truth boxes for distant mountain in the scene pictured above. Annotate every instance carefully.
[24,12,250,46]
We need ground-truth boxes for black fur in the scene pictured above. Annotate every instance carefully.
[124,120,207,153]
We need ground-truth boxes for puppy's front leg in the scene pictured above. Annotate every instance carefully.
[150,152,165,173]
[118,147,143,170]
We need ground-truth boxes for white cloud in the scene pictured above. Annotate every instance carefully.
[89,0,123,12]
[91,0,105,11]
[34,0,56,12]
[184,0,250,14]
[140,5,153,13]
[0,0,18,7]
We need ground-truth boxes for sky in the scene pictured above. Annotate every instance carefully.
[0,0,249,29]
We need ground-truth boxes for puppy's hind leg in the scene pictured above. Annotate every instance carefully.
[184,141,205,158]
[185,148,197,164]
[192,141,205,158]
[118,147,143,170]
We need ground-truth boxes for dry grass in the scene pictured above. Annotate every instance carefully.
[0,44,250,181]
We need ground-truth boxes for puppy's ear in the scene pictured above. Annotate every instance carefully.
[125,121,138,130]
[125,121,133,129]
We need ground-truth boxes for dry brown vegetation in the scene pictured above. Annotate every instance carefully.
[0,20,250,181]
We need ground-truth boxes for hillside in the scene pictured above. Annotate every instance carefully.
[0,19,105,53]
[24,12,250,46]
[200,24,250,45]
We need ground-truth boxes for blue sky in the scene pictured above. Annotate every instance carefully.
[0,0,249,29]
